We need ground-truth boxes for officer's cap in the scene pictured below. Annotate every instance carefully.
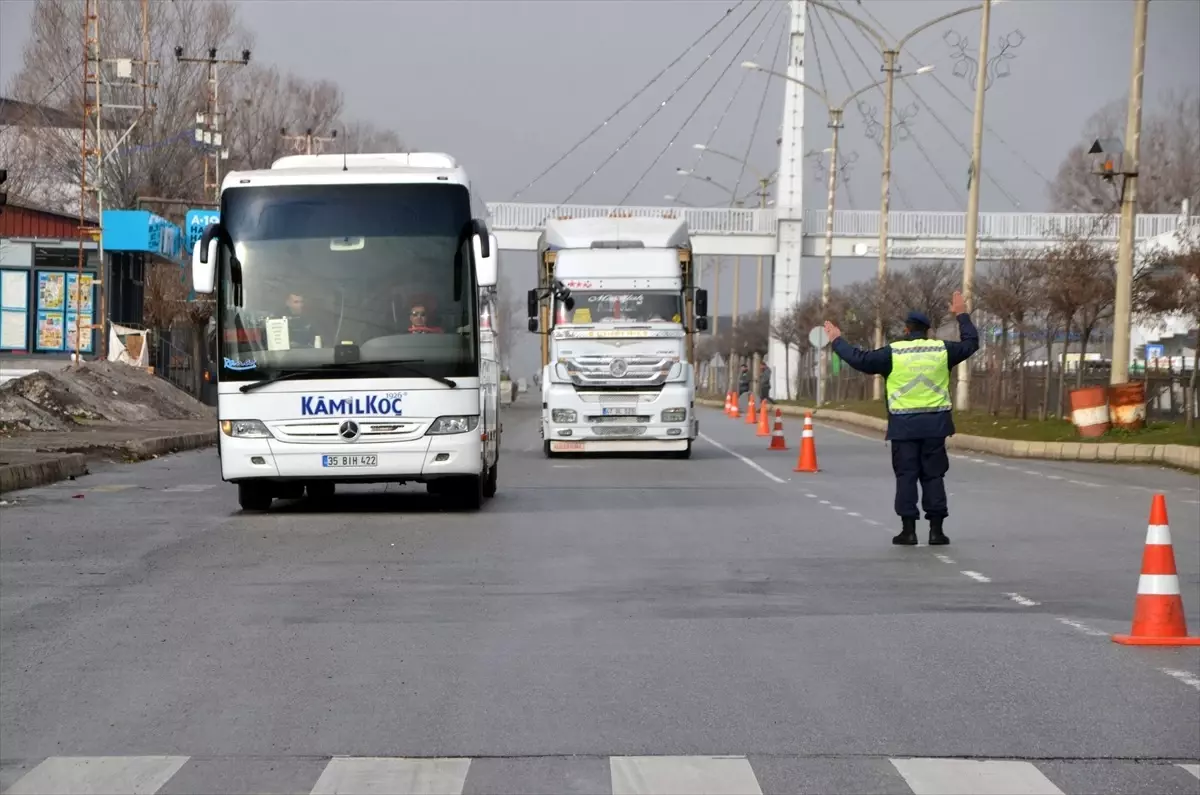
[905,311,932,330]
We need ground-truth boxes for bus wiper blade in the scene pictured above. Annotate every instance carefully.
[238,369,327,394]
[338,360,458,389]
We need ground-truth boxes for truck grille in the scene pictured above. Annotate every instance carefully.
[564,355,674,387]
[592,425,647,437]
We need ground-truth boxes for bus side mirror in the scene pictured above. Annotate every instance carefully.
[192,239,217,294]
[473,233,498,288]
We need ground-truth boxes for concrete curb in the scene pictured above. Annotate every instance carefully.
[0,429,218,494]
[696,398,1200,473]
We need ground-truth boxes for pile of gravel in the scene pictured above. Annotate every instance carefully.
[0,362,214,432]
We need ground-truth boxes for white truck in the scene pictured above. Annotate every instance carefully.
[526,216,708,458]
[190,152,501,512]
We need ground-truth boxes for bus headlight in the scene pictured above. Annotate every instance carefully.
[551,409,577,423]
[661,408,687,422]
[220,419,273,438]
[426,415,480,435]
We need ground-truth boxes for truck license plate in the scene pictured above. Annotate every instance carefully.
[601,407,636,416]
[322,454,378,468]
[551,441,585,452]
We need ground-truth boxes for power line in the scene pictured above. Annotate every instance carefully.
[671,2,786,205]
[621,1,779,205]
[843,0,1021,209]
[730,16,787,204]
[809,5,914,210]
[815,4,963,206]
[559,0,763,205]
[509,0,747,201]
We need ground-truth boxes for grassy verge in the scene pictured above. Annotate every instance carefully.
[705,395,1200,447]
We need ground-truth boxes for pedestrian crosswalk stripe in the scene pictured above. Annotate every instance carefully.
[891,758,1064,795]
[610,756,762,795]
[309,757,471,795]
[3,755,1196,794]
[4,755,188,795]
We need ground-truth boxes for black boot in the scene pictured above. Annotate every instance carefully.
[929,517,950,546]
[893,517,918,545]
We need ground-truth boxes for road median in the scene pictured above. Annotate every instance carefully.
[697,398,1200,473]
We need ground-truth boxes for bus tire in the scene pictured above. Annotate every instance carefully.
[452,473,484,511]
[483,461,498,498]
[238,483,273,512]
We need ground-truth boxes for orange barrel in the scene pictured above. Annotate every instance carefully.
[1068,385,1110,438]
[1108,381,1147,430]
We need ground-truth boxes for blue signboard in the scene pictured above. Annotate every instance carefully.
[186,209,221,252]
[1145,344,1165,359]
[101,210,185,265]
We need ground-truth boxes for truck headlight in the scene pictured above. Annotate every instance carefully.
[661,408,687,422]
[551,409,577,423]
[220,419,273,438]
[426,415,480,435]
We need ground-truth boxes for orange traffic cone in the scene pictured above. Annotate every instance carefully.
[724,392,732,415]
[729,393,740,418]
[745,395,757,425]
[793,412,819,472]
[756,402,771,436]
[768,409,787,450]
[1113,494,1200,646]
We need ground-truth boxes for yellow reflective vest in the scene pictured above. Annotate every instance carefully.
[886,339,952,415]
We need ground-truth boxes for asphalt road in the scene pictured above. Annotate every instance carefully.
[1,399,1198,795]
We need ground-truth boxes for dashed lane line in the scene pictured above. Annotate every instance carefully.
[961,570,992,583]
[1005,592,1040,607]
[1160,668,1200,692]
[698,434,786,484]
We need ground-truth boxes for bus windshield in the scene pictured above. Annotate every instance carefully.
[556,290,683,325]
[217,183,478,381]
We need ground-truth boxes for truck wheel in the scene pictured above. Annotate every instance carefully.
[672,442,693,460]
[483,461,498,499]
[543,441,554,458]
[238,483,273,512]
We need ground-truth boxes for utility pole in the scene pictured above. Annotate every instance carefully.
[176,46,251,203]
[1109,0,1150,387]
[281,127,338,155]
[955,0,993,411]
[73,0,102,368]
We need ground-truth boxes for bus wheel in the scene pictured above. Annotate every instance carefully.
[483,461,498,499]
[238,483,273,512]
[452,473,484,510]
[307,482,335,501]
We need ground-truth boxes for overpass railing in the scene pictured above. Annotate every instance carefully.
[486,202,1192,241]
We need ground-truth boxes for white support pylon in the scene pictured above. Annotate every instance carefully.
[768,0,807,400]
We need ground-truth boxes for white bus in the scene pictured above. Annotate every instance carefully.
[191,152,500,512]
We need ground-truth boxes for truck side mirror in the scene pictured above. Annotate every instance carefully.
[526,288,539,319]
[696,315,708,332]
[695,288,708,318]
[528,317,539,333]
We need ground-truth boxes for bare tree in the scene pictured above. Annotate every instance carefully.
[889,261,963,335]
[7,0,251,212]
[770,304,805,400]
[1049,90,1200,214]
[1139,228,1200,428]
[976,248,1044,417]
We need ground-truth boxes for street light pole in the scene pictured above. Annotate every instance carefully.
[956,0,993,410]
[1110,0,1150,387]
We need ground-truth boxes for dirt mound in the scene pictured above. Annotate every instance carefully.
[0,361,215,432]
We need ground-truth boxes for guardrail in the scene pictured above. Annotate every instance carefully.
[486,202,1194,241]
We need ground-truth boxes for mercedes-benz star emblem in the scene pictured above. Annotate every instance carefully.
[610,359,628,377]
[339,420,361,441]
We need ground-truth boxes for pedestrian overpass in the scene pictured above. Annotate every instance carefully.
[486,203,1194,259]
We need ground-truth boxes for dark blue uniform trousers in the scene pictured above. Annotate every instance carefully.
[890,437,950,520]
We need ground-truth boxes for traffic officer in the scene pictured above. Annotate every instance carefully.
[823,291,979,546]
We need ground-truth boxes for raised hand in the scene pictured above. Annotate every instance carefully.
[950,291,968,316]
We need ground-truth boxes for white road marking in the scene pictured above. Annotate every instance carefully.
[162,484,216,493]
[934,554,956,565]
[699,434,787,484]
[86,484,137,493]
[891,757,1065,795]
[1005,592,1040,607]
[830,505,846,511]
[847,511,862,517]
[1022,469,1041,476]
[805,493,818,498]
[819,499,831,505]
[1067,480,1101,488]
[1056,617,1108,637]
[5,756,189,795]
[610,756,763,795]
[961,570,992,583]
[1179,763,1200,779]
[970,458,986,463]
[1046,475,1063,480]
[864,519,882,526]
[822,424,884,443]
[1160,668,1200,692]
[309,757,472,795]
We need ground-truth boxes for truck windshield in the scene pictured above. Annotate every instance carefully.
[216,183,477,381]
[557,290,682,325]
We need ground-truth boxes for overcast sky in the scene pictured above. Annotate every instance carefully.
[3,0,1198,376]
